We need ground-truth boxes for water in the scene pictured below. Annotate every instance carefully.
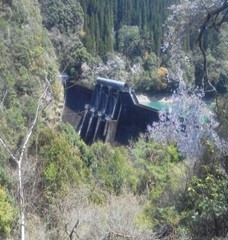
[146,101,169,111]
[145,99,215,112]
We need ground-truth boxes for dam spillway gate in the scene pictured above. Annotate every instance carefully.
[63,77,159,145]
[78,78,127,144]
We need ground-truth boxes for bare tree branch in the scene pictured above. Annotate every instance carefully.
[0,89,7,111]
[198,0,228,92]
[108,231,132,239]
[0,138,17,162]
[65,220,80,240]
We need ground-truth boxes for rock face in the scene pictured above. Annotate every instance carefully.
[63,78,159,144]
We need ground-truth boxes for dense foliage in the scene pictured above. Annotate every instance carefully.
[179,166,228,239]
[39,0,93,80]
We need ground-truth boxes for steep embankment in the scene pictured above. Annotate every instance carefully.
[0,0,62,149]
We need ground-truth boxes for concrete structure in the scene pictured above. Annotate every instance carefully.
[63,78,159,144]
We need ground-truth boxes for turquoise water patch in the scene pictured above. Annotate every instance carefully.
[144,100,215,111]
[145,101,169,110]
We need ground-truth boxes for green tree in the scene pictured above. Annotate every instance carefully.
[117,25,141,58]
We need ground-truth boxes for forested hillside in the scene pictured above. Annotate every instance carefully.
[0,0,227,239]
[39,0,228,94]
[80,0,177,56]
[39,0,179,90]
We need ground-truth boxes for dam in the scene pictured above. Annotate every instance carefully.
[62,77,159,144]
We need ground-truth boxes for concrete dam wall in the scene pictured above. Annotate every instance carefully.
[62,78,159,144]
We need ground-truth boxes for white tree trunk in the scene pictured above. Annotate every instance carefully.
[0,87,48,240]
[18,160,25,240]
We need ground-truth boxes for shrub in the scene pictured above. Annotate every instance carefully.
[37,127,90,199]
[178,165,228,239]
[0,187,17,238]
[90,141,138,194]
